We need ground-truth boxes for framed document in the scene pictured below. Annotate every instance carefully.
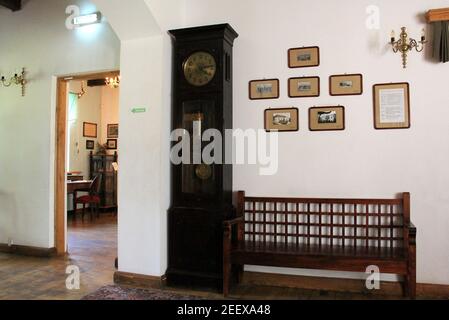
[373,83,410,129]
[288,76,320,98]
[264,107,299,132]
[330,74,363,96]
[309,106,345,131]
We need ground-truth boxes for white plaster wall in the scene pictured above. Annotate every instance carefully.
[100,86,120,146]
[0,0,120,248]
[183,0,449,285]
[68,81,102,177]
[94,0,185,277]
[117,37,165,276]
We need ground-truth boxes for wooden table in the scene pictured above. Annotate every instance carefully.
[67,180,92,212]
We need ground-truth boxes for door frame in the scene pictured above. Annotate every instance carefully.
[54,70,120,255]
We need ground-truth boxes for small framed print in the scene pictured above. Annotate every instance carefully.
[83,122,97,138]
[288,76,320,98]
[86,140,95,150]
[309,106,345,131]
[249,79,280,100]
[373,82,410,130]
[107,124,119,138]
[288,46,320,68]
[264,107,299,132]
[329,74,363,96]
[107,139,118,150]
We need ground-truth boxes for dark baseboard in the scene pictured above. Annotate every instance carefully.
[114,271,166,289]
[0,243,56,257]
[243,271,449,298]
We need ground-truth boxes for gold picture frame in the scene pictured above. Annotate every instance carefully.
[264,107,299,132]
[289,76,320,98]
[330,74,363,96]
[83,122,97,138]
[288,46,320,68]
[249,79,280,100]
[309,106,345,131]
[373,82,410,129]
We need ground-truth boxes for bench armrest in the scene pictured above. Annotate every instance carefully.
[223,216,244,246]
[408,221,417,245]
[223,216,244,228]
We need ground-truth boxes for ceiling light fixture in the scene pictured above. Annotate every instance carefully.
[73,12,102,27]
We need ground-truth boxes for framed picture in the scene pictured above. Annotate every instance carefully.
[86,140,95,150]
[264,107,299,132]
[373,82,410,129]
[249,79,280,100]
[107,139,118,150]
[107,124,119,138]
[309,106,345,131]
[288,76,320,98]
[83,122,97,138]
[288,46,320,68]
[330,74,363,96]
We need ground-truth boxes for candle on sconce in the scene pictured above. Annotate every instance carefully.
[390,30,396,43]
[421,28,426,42]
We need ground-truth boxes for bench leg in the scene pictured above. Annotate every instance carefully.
[236,265,244,284]
[405,245,417,299]
[223,260,231,297]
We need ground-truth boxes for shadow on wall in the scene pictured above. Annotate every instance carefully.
[0,190,17,244]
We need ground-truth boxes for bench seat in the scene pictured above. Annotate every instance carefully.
[232,241,408,274]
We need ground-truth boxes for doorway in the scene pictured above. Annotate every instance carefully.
[55,71,120,255]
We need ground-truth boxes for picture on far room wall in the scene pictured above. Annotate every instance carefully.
[86,140,95,150]
[288,46,320,68]
[309,106,345,131]
[83,122,97,138]
[107,124,119,138]
[107,139,118,150]
[249,79,280,100]
[264,107,299,132]
[329,74,363,96]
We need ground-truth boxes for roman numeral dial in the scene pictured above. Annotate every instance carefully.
[183,51,217,87]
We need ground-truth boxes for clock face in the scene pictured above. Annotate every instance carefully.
[183,51,217,87]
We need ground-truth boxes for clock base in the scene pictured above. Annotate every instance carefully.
[165,268,222,291]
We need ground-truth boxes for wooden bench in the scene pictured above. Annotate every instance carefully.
[223,191,416,298]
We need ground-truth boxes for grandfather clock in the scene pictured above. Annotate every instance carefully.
[167,24,238,289]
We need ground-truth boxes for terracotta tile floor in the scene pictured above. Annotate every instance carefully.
[0,214,117,300]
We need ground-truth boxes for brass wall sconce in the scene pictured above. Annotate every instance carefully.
[76,81,86,99]
[0,68,27,96]
[105,76,120,89]
[390,27,427,68]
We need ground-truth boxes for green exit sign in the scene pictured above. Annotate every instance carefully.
[131,107,146,114]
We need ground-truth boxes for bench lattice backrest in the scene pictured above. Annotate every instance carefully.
[238,193,410,249]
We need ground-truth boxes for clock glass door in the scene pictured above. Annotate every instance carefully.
[181,100,217,196]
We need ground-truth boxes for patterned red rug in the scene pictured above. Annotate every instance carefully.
[82,285,204,300]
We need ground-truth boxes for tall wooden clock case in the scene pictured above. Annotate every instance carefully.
[167,24,238,288]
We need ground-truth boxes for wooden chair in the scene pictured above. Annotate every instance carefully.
[74,175,102,221]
